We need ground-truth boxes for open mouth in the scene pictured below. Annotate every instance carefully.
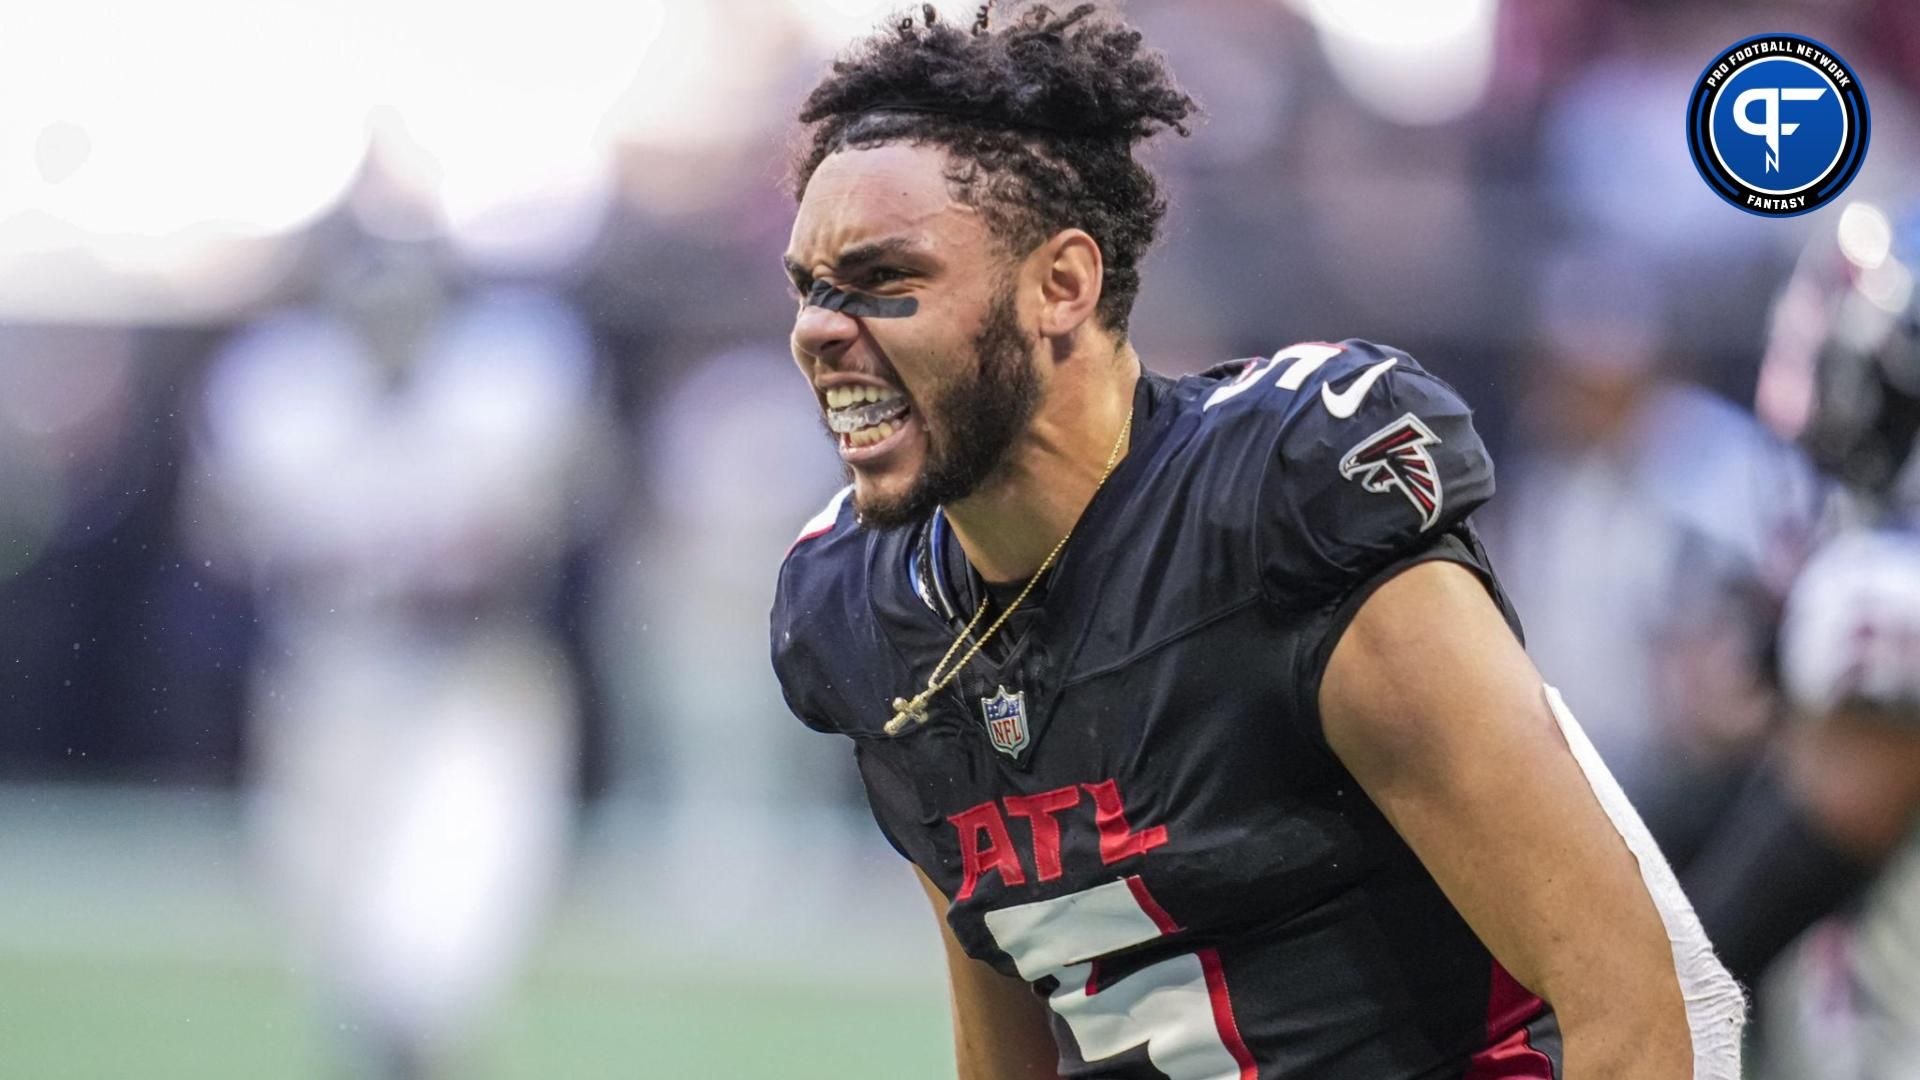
[826,385,914,453]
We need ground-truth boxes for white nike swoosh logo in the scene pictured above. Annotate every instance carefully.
[1320,358,1398,418]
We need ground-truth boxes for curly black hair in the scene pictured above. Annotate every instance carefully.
[791,3,1197,338]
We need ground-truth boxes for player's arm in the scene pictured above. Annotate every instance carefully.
[1321,559,1729,1078]
[915,866,1062,1080]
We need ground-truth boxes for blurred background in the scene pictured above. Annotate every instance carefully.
[3,0,1919,1076]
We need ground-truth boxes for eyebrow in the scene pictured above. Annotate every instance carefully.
[781,236,932,288]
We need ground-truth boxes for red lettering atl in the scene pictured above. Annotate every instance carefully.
[946,779,1169,900]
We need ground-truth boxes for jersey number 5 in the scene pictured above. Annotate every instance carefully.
[1203,341,1398,421]
[983,876,1256,1079]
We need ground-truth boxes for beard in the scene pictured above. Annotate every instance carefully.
[853,281,1041,530]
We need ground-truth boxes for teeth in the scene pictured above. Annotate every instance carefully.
[825,385,901,410]
[845,420,901,449]
[826,391,912,435]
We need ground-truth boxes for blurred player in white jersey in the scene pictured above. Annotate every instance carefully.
[1763,530,1920,1077]
[1686,201,1920,1077]
[187,252,609,1078]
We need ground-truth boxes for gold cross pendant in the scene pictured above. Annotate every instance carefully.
[887,695,929,735]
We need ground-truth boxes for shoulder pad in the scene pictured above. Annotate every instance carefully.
[771,486,863,733]
[786,485,854,557]
[1197,339,1496,601]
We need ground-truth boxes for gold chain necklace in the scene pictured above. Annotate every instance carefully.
[885,404,1135,736]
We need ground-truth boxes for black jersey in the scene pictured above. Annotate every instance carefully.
[771,340,1561,1079]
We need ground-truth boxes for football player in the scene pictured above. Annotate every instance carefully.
[191,275,595,1079]
[1684,200,1920,1076]
[769,5,1742,1077]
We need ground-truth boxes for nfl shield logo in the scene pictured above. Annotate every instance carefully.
[980,685,1031,758]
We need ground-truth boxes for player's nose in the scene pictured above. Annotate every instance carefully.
[792,302,861,364]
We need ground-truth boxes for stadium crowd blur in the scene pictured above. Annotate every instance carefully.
[5,0,1920,1074]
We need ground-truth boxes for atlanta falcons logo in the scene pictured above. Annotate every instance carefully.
[1339,413,1444,530]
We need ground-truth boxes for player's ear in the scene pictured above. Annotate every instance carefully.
[1033,228,1104,339]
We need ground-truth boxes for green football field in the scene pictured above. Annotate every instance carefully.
[0,952,949,1079]
[0,785,952,1079]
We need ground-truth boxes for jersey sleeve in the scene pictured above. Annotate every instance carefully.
[1274,526,1520,745]
[1235,340,1507,742]
[851,742,919,863]
[769,486,860,735]
[1253,340,1496,602]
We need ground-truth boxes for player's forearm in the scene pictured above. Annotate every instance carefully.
[946,972,1061,1080]
[1532,830,1699,1077]
[952,1033,1061,1080]
[1555,998,1693,1078]
[949,995,1061,1080]
[1529,902,1694,1077]
[922,869,1062,1080]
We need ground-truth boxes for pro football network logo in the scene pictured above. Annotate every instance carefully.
[1340,413,1444,531]
[1686,33,1868,217]
[980,685,1030,759]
